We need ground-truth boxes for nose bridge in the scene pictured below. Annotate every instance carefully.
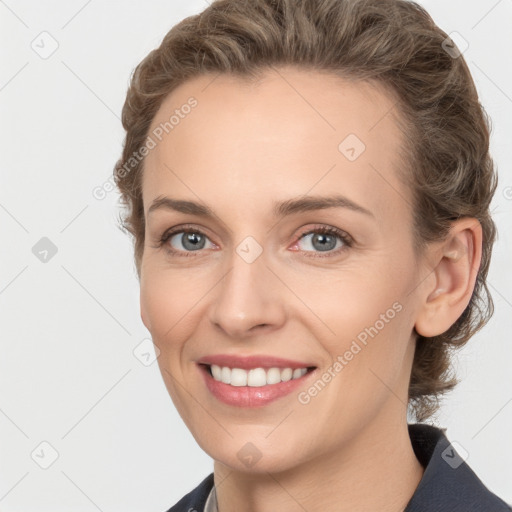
[208,238,286,336]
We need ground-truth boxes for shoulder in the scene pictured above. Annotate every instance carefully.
[406,423,512,511]
[163,473,214,512]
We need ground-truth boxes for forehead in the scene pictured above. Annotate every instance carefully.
[142,67,411,225]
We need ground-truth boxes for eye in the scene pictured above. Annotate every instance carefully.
[159,225,215,256]
[156,224,353,258]
[292,225,353,257]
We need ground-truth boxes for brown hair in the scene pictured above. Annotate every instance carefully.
[114,0,498,421]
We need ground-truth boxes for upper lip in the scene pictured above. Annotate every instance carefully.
[196,354,316,370]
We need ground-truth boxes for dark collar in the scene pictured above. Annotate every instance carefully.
[167,423,511,511]
[404,423,511,511]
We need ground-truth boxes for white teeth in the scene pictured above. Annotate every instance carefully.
[211,364,222,381]
[293,368,307,379]
[266,367,281,385]
[221,366,231,384]
[248,368,267,387]
[230,368,247,386]
[209,365,310,386]
[281,368,293,382]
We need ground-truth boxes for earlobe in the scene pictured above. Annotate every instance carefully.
[414,218,482,338]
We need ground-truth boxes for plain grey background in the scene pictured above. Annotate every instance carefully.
[1,0,511,510]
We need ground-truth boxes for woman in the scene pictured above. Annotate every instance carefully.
[114,0,511,510]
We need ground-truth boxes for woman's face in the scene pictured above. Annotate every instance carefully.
[140,67,429,473]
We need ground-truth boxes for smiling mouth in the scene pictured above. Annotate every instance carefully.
[200,363,317,387]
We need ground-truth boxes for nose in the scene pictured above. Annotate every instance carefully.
[208,247,287,339]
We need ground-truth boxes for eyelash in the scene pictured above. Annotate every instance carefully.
[157,224,353,259]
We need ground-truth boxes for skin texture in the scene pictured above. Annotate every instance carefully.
[139,66,482,512]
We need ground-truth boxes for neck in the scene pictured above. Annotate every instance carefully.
[213,409,424,512]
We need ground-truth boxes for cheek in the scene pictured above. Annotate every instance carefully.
[140,269,200,351]
[292,264,398,330]
[292,261,413,373]
[140,271,203,416]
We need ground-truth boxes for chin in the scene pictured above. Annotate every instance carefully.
[216,453,299,475]
[204,435,307,475]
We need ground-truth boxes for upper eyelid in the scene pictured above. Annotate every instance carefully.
[161,224,349,240]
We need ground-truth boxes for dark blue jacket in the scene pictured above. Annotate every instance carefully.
[166,423,512,511]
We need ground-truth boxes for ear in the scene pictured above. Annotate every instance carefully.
[414,218,483,338]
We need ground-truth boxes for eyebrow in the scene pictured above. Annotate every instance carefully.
[147,194,374,219]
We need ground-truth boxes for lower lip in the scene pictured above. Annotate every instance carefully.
[199,364,315,407]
